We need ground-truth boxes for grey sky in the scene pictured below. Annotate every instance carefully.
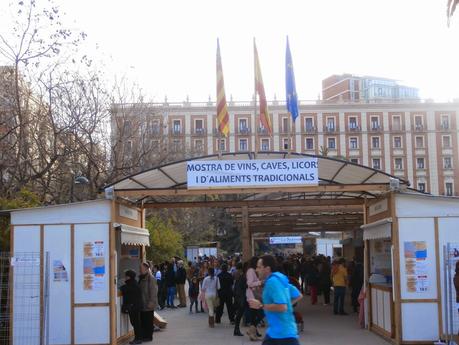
[2,0,459,102]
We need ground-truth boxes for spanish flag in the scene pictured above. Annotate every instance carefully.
[254,40,273,135]
[216,39,230,137]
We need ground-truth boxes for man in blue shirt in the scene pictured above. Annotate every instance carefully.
[249,255,303,345]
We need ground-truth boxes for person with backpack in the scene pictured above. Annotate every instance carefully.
[248,255,303,345]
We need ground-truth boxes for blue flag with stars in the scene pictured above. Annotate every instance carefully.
[285,36,299,122]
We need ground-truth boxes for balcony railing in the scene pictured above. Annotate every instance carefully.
[414,124,424,131]
[349,125,361,132]
[371,125,381,131]
[238,127,251,135]
[193,128,206,135]
[325,126,336,133]
[304,126,317,133]
[258,127,270,135]
[171,128,183,136]
[441,123,450,130]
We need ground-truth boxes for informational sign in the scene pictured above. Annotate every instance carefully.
[187,158,318,189]
[53,260,68,282]
[83,241,105,291]
[269,236,303,245]
[404,241,428,293]
[10,256,40,266]
[119,205,138,221]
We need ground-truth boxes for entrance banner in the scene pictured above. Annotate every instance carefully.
[187,158,318,189]
[269,236,302,245]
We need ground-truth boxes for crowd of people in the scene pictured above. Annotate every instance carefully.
[120,253,364,345]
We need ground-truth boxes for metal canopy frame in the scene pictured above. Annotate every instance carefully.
[107,152,410,251]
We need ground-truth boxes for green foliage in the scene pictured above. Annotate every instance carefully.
[0,189,41,251]
[145,215,184,265]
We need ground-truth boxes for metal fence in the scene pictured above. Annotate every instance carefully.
[0,252,49,345]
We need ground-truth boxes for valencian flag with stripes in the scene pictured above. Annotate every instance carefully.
[216,39,230,137]
[254,40,273,135]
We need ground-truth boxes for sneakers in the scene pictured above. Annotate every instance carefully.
[129,339,142,344]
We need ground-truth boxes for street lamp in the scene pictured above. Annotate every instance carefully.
[70,174,90,202]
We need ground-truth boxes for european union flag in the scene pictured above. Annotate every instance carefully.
[285,36,299,122]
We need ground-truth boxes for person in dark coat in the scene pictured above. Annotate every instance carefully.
[120,270,143,345]
[165,262,177,308]
[216,263,235,324]
[157,263,167,310]
[308,262,320,305]
[176,260,187,307]
[232,262,247,336]
[318,259,332,305]
[351,260,364,312]
[138,262,158,342]
[188,276,200,313]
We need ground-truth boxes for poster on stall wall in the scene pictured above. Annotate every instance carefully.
[404,241,428,293]
[447,243,459,333]
[83,241,105,291]
[53,260,68,282]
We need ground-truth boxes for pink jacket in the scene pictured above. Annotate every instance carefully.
[246,268,262,300]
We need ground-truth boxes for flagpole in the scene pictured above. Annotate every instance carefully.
[253,37,258,157]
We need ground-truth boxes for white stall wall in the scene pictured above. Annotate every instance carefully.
[438,217,459,335]
[44,225,71,345]
[398,218,437,299]
[398,217,439,341]
[74,307,110,344]
[401,303,439,341]
[74,223,110,304]
[13,226,41,345]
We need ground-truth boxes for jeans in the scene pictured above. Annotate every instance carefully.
[167,286,176,306]
[333,286,346,314]
[262,335,300,345]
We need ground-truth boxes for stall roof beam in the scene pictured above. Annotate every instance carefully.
[115,184,390,198]
[250,225,359,233]
[227,205,363,214]
[142,198,365,209]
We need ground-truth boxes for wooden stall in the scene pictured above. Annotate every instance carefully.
[363,192,459,344]
[8,199,149,345]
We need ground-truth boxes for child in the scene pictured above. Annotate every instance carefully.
[189,276,200,313]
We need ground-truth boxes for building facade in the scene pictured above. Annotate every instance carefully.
[111,99,459,196]
[322,74,419,102]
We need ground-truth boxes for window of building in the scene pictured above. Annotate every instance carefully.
[217,138,226,152]
[371,116,380,130]
[394,158,403,170]
[195,119,204,134]
[282,117,289,133]
[392,116,401,131]
[327,137,336,149]
[414,115,423,129]
[261,138,270,151]
[283,138,290,150]
[442,135,451,148]
[172,120,182,134]
[372,158,381,170]
[305,137,314,150]
[327,118,335,131]
[393,136,402,148]
[350,137,358,149]
[415,136,424,148]
[239,118,248,133]
[125,140,132,154]
[305,117,314,131]
[151,140,159,150]
[350,158,359,164]
[371,136,380,149]
[444,157,453,169]
[151,120,160,135]
[173,139,181,151]
[349,117,358,129]
[441,115,450,129]
[194,139,204,151]
[416,157,425,169]
[446,182,454,196]
[239,138,248,151]
[418,183,426,193]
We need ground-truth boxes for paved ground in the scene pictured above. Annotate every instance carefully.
[146,297,390,345]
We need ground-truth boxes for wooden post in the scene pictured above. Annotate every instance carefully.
[390,193,402,344]
[242,206,251,261]
[109,200,117,344]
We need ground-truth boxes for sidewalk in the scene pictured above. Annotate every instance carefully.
[147,298,390,345]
